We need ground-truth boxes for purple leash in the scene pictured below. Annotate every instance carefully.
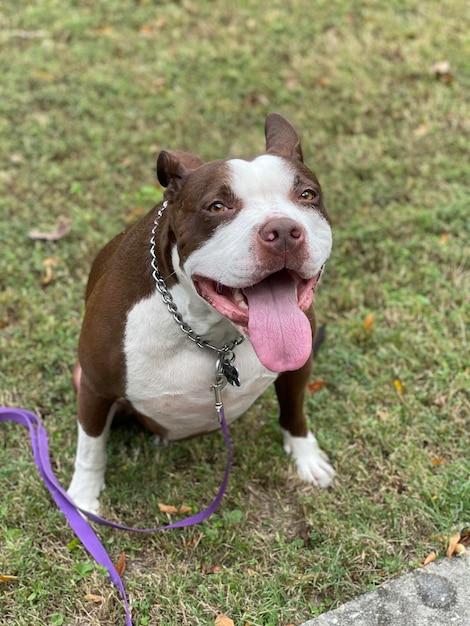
[0,404,232,626]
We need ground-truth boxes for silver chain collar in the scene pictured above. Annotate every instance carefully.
[149,201,245,365]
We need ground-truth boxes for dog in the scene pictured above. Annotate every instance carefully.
[67,113,335,514]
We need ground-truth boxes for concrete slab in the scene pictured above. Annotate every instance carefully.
[300,555,470,626]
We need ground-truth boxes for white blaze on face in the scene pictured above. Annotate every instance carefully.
[183,154,333,373]
[184,155,332,287]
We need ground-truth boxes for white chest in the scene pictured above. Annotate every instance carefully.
[123,293,277,440]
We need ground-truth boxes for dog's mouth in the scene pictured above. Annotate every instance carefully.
[193,268,322,373]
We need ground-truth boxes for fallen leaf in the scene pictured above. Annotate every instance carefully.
[431,458,446,466]
[419,551,436,567]
[203,565,222,575]
[439,232,449,246]
[394,379,405,394]
[414,123,429,137]
[454,543,469,555]
[29,216,73,241]
[377,409,389,421]
[0,574,19,582]
[215,616,235,626]
[40,256,61,286]
[430,60,451,75]
[84,593,104,603]
[158,503,179,514]
[459,529,470,546]
[446,531,461,558]
[114,553,126,577]
[178,505,192,515]
[307,380,326,394]
[140,24,153,36]
[433,393,448,406]
[363,312,374,330]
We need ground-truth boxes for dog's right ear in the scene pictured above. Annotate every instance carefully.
[265,113,303,162]
[156,150,205,188]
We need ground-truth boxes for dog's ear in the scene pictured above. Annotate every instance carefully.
[156,150,205,188]
[265,113,303,162]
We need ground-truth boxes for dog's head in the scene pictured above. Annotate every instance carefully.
[156,114,332,373]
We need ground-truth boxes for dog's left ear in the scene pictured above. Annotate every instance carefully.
[156,150,205,188]
[265,113,303,162]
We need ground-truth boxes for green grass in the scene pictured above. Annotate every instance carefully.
[1,0,469,624]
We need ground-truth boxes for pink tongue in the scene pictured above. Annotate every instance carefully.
[243,273,312,373]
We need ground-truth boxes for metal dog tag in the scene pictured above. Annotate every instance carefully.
[218,352,241,387]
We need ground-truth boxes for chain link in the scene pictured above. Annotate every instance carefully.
[149,201,244,355]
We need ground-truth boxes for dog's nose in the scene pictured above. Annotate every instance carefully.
[258,217,305,253]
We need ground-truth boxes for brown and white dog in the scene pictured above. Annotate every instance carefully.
[68,113,335,514]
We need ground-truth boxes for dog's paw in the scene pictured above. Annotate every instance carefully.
[67,471,105,516]
[282,429,335,487]
[151,434,169,447]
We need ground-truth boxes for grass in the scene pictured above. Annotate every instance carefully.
[1,0,469,624]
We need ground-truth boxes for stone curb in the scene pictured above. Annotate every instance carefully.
[300,555,470,626]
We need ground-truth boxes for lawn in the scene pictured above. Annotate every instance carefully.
[0,1,469,625]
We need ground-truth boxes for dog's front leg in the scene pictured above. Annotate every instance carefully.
[275,359,335,487]
[68,373,116,514]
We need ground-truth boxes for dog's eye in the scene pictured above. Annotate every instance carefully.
[208,202,229,214]
[300,189,318,203]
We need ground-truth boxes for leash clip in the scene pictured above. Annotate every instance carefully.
[212,357,229,421]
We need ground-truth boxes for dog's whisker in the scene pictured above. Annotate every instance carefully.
[163,270,177,282]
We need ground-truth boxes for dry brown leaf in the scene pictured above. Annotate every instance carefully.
[394,379,405,394]
[29,216,73,241]
[307,380,326,394]
[459,529,470,546]
[178,505,192,515]
[419,551,436,567]
[454,543,469,555]
[114,552,126,577]
[363,312,374,330]
[0,574,19,582]
[377,409,389,421]
[431,458,446,466]
[140,24,153,36]
[433,393,448,406]
[84,593,104,603]
[215,616,235,626]
[439,232,449,246]
[446,531,461,558]
[414,123,429,138]
[431,60,451,75]
[158,503,179,514]
[40,256,61,286]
